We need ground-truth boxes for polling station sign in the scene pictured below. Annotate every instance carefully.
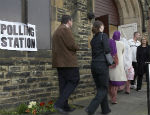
[0,20,37,51]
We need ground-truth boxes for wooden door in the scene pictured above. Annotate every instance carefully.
[95,15,109,37]
[94,0,119,26]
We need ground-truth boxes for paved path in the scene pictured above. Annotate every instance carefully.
[51,85,148,115]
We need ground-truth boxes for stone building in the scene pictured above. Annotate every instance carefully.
[0,0,149,109]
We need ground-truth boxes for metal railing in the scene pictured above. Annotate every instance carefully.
[146,62,150,115]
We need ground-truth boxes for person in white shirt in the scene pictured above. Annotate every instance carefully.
[128,32,141,89]
[121,37,134,94]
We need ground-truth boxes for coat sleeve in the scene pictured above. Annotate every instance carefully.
[102,33,111,54]
[136,46,140,63]
[61,28,79,51]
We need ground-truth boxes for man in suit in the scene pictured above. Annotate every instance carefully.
[52,15,80,113]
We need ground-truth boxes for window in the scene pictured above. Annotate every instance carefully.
[28,0,51,49]
[0,0,51,49]
[0,0,22,22]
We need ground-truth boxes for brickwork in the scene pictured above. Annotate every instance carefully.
[0,49,94,109]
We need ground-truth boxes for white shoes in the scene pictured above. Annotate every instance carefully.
[136,89,142,92]
[130,85,137,89]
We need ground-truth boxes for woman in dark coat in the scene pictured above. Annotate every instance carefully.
[136,36,150,91]
[85,21,111,115]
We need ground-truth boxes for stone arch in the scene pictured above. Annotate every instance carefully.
[114,0,142,33]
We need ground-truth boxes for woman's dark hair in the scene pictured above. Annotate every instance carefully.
[92,20,104,34]
[61,15,72,24]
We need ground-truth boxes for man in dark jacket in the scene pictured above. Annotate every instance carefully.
[52,15,80,113]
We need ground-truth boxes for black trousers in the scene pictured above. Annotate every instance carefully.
[137,74,146,90]
[131,62,138,85]
[87,62,110,114]
[55,67,80,109]
[137,64,148,90]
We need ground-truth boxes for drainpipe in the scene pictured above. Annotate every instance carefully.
[145,0,150,43]
[22,0,28,24]
[138,0,146,32]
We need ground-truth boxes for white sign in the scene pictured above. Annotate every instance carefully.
[0,20,37,51]
[118,23,137,40]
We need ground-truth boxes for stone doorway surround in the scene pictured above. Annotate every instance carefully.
[93,0,142,33]
[114,0,142,33]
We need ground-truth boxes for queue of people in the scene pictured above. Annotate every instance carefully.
[52,15,150,115]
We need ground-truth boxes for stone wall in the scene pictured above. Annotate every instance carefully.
[0,49,94,109]
[0,0,94,109]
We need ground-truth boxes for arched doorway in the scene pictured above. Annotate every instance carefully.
[94,0,119,38]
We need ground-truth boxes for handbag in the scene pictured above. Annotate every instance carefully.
[105,53,114,65]
[100,33,114,66]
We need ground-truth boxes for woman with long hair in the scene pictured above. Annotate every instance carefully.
[85,20,111,115]
[136,36,150,91]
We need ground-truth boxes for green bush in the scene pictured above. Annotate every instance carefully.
[17,103,28,114]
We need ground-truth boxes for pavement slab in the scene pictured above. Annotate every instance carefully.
[50,86,148,115]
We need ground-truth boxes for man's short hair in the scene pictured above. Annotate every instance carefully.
[134,32,139,37]
[61,15,72,24]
